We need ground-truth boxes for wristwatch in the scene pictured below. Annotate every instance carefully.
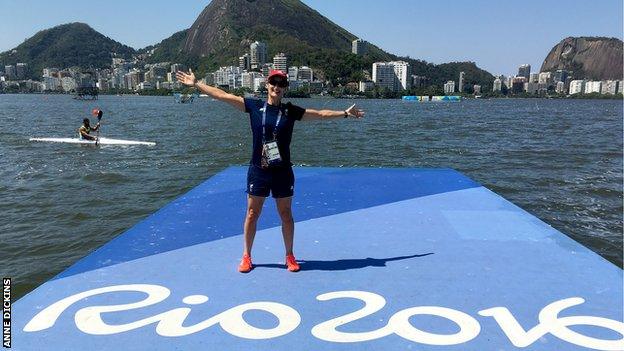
[343,111,349,118]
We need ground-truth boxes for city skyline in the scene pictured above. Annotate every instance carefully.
[1,0,622,76]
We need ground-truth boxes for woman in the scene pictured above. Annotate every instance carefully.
[176,69,364,273]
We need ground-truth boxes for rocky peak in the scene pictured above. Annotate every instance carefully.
[540,37,623,80]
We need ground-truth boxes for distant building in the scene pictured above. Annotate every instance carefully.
[525,82,539,94]
[358,81,375,92]
[61,77,77,92]
[253,77,266,92]
[372,61,411,91]
[555,81,566,94]
[444,80,455,94]
[617,81,623,94]
[250,41,268,70]
[473,84,481,95]
[213,68,229,86]
[298,66,313,81]
[145,65,167,84]
[97,78,109,91]
[518,64,531,80]
[171,63,187,74]
[204,73,215,86]
[493,78,502,92]
[553,70,568,84]
[372,62,395,90]
[601,80,618,95]
[156,81,170,90]
[391,61,411,90]
[511,77,526,93]
[241,72,253,90]
[22,79,42,92]
[584,81,601,94]
[166,72,176,83]
[111,70,126,89]
[42,76,61,91]
[4,65,16,80]
[16,63,28,79]
[242,71,263,90]
[564,74,573,89]
[261,63,274,77]
[273,53,288,72]
[529,73,539,84]
[458,71,465,93]
[352,39,368,55]
[412,75,429,88]
[75,73,96,88]
[112,57,125,67]
[124,70,143,90]
[288,66,299,81]
[506,75,514,90]
[497,75,507,88]
[138,82,154,90]
[569,80,585,94]
[239,54,251,71]
[214,66,242,88]
[43,68,59,78]
[289,80,305,90]
[538,72,552,85]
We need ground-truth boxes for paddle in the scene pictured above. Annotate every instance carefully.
[92,109,103,145]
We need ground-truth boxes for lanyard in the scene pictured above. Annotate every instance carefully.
[262,102,282,143]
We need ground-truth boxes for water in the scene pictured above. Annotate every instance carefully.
[1,94,622,299]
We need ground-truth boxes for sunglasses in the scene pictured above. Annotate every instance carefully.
[268,78,288,88]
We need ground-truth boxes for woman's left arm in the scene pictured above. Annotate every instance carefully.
[301,104,365,121]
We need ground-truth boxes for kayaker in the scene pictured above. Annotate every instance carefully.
[78,110,102,141]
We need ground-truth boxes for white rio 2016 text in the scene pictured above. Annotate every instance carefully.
[23,284,624,350]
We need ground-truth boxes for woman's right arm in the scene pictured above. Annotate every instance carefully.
[176,70,245,112]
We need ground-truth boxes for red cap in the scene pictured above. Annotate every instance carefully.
[268,70,287,80]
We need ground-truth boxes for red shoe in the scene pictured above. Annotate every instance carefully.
[285,254,300,272]
[238,254,253,273]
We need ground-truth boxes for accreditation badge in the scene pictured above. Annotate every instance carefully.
[261,140,281,168]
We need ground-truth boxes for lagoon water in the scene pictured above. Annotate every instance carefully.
[0,94,622,299]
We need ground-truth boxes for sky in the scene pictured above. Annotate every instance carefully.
[1,0,622,75]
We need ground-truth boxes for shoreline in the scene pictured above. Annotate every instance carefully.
[1,92,623,100]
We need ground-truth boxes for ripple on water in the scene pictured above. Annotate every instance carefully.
[0,96,621,301]
[82,171,132,184]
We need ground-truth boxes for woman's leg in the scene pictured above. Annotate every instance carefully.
[275,196,294,255]
[243,194,266,255]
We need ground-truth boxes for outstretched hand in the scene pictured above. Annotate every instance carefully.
[176,69,196,87]
[346,104,365,118]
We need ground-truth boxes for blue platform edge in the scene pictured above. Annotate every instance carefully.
[12,167,624,351]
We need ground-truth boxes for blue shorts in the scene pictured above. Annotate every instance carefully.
[246,165,294,198]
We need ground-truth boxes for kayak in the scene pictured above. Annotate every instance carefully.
[29,137,156,146]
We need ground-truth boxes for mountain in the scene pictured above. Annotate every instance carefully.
[145,0,394,81]
[147,0,494,88]
[0,23,135,80]
[183,0,355,57]
[540,37,623,80]
[1,1,494,89]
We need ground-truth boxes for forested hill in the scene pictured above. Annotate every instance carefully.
[142,0,493,88]
[2,1,494,88]
[0,23,135,80]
